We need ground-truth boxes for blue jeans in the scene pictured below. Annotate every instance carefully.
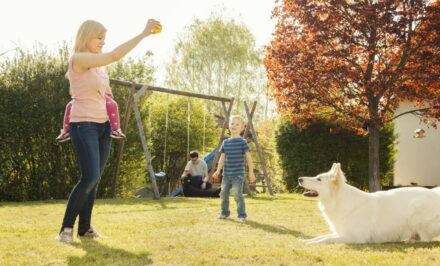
[168,186,183,197]
[61,121,111,235]
[220,175,246,218]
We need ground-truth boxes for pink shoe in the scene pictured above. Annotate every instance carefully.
[111,128,126,139]
[56,129,70,143]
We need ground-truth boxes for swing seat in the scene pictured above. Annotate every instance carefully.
[155,172,167,179]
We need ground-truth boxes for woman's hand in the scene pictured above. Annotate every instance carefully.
[142,19,161,37]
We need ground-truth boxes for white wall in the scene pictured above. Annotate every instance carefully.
[394,101,440,186]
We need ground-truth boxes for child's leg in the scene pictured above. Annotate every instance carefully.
[231,176,246,218]
[56,101,73,142]
[219,176,232,217]
[63,101,73,132]
[105,95,121,131]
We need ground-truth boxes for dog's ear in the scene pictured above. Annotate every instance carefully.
[331,163,340,174]
[330,163,337,172]
[331,163,346,184]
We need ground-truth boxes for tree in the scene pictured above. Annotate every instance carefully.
[0,44,75,200]
[0,45,160,200]
[265,0,440,191]
[108,52,156,85]
[165,12,267,117]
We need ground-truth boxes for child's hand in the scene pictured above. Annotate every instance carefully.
[248,171,256,184]
[212,171,220,179]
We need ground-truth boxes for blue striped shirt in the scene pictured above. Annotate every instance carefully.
[221,137,250,177]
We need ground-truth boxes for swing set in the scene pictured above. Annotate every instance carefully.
[150,96,208,194]
[109,79,273,199]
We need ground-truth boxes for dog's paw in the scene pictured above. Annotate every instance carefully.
[303,238,324,245]
[305,237,336,245]
[305,240,323,245]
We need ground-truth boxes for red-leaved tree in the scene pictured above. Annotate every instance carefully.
[265,0,440,191]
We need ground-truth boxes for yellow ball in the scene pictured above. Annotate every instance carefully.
[151,25,162,34]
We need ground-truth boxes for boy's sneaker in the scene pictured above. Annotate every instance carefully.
[56,129,70,143]
[217,214,228,220]
[56,228,73,243]
[238,217,246,223]
[78,227,101,238]
[110,128,126,139]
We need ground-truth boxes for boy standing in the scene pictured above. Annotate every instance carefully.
[213,115,256,222]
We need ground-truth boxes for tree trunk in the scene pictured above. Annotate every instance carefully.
[368,124,381,192]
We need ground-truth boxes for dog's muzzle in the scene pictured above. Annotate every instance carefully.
[298,177,319,197]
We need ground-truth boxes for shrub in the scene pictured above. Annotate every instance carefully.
[276,119,395,192]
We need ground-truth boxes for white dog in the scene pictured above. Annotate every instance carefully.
[298,163,440,244]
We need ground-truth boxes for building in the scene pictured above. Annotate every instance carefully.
[393,101,440,186]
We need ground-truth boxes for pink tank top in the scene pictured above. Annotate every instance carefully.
[67,59,111,123]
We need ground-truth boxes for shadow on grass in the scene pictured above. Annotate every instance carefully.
[247,194,303,200]
[68,239,152,265]
[96,198,219,215]
[345,241,440,252]
[0,196,214,207]
[230,219,312,239]
[247,195,277,201]
[248,194,317,201]
[95,196,214,207]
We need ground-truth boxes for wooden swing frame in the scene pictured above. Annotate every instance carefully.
[109,79,234,199]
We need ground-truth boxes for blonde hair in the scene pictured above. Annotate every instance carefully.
[73,20,107,53]
[229,115,246,127]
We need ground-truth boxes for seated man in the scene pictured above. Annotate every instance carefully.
[167,151,212,197]
[181,151,212,190]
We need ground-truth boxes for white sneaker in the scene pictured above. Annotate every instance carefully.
[56,227,73,243]
[79,227,101,238]
[238,217,246,223]
[217,214,228,220]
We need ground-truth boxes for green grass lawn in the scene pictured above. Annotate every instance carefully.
[1,193,440,266]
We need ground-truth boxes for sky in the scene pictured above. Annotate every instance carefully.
[0,0,277,85]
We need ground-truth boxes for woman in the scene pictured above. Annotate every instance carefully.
[57,19,161,243]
